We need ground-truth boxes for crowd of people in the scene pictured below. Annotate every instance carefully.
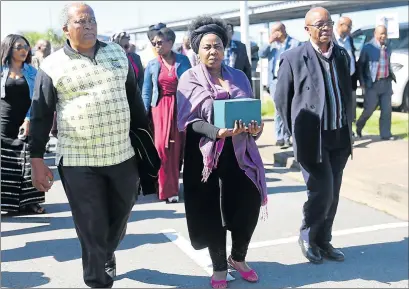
[0,1,397,288]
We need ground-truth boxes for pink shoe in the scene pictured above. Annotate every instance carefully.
[210,276,227,289]
[227,256,259,283]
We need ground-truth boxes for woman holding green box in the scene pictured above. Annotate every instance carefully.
[177,16,267,289]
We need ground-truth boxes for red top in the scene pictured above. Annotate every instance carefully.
[158,57,178,97]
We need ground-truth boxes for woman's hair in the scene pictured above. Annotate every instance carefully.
[187,16,229,53]
[188,16,229,38]
[156,27,176,44]
[0,34,32,66]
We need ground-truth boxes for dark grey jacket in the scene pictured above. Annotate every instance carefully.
[274,41,353,164]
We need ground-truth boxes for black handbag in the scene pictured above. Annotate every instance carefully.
[129,127,161,178]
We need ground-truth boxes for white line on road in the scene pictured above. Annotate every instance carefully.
[161,222,408,277]
[249,222,409,249]
[161,229,236,281]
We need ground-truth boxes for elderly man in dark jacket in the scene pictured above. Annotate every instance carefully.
[275,7,353,264]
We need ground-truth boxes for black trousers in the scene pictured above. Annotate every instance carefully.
[58,157,139,288]
[207,140,261,272]
[299,126,350,246]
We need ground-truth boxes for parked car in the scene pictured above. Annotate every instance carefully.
[352,22,409,112]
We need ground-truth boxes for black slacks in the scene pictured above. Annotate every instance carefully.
[206,139,261,271]
[58,156,139,288]
[299,126,351,246]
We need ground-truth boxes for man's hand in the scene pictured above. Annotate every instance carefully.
[269,31,280,44]
[247,120,264,136]
[217,120,247,138]
[31,158,54,192]
[19,120,30,136]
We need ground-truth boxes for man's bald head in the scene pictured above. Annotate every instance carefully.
[337,16,352,38]
[304,7,333,47]
[375,24,388,45]
[305,7,331,26]
[271,22,285,32]
[269,22,287,43]
[35,39,51,57]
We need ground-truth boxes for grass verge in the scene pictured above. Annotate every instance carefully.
[261,101,408,139]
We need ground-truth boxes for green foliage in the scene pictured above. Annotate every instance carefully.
[20,28,66,47]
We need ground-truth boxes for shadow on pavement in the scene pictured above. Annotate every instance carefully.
[352,133,407,149]
[118,268,209,288]
[1,271,50,288]
[241,237,409,288]
[118,238,408,288]
[267,185,306,195]
[1,209,185,238]
[1,233,170,263]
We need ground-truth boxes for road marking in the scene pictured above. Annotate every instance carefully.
[248,222,409,249]
[161,222,408,277]
[161,229,236,281]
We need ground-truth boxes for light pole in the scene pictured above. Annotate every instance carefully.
[240,0,251,63]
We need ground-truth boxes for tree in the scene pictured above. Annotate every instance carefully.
[20,28,65,48]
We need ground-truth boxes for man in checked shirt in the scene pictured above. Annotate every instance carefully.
[356,25,397,140]
[28,2,150,288]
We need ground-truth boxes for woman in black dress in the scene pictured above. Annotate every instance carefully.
[1,34,45,214]
[177,17,268,288]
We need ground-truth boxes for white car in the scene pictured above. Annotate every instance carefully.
[353,22,409,112]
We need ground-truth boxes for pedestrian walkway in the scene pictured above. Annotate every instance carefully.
[257,118,409,221]
[1,148,408,288]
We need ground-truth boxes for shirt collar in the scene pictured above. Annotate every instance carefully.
[63,39,107,58]
[374,39,387,49]
[310,39,334,58]
[227,40,237,49]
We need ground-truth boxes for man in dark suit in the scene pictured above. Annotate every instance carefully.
[356,25,396,140]
[333,17,358,127]
[274,7,353,264]
[225,23,252,85]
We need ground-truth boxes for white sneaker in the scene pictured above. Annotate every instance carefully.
[167,196,179,203]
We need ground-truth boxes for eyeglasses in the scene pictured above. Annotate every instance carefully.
[151,40,164,47]
[72,18,97,26]
[13,45,30,51]
[306,21,334,30]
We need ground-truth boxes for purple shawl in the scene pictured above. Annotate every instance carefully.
[176,63,268,206]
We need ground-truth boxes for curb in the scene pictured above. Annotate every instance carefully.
[266,148,408,221]
[273,149,300,170]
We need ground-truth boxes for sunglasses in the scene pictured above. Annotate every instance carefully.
[151,40,164,47]
[13,45,30,51]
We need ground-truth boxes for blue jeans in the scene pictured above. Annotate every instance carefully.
[270,80,290,142]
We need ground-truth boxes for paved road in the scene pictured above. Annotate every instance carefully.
[1,152,408,288]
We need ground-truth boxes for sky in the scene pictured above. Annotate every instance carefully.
[1,1,408,44]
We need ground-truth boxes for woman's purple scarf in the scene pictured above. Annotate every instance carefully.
[176,63,268,206]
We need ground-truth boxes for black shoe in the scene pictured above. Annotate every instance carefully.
[105,253,116,278]
[381,136,397,141]
[356,128,362,138]
[318,243,345,262]
[275,139,285,147]
[281,139,292,149]
[298,237,323,264]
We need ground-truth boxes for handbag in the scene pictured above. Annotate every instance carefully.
[129,127,161,178]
